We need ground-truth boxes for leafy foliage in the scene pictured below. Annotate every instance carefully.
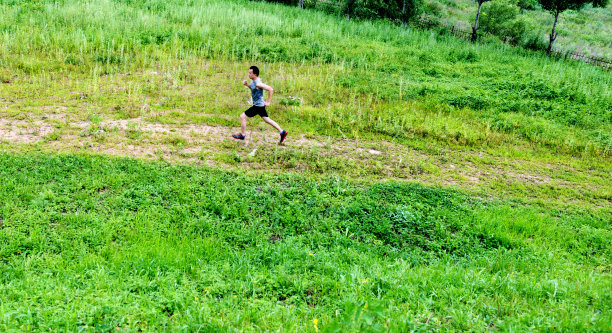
[480,0,530,44]
[538,0,593,13]
[592,0,608,7]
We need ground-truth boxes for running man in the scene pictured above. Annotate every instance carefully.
[232,66,287,143]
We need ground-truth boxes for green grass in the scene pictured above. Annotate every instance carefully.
[1,153,610,331]
[1,0,611,156]
[0,0,608,211]
[0,0,611,331]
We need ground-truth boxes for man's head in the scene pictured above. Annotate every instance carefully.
[248,66,259,80]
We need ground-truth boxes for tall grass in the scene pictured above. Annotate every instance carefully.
[1,0,610,156]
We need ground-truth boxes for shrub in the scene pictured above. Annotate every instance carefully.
[480,0,529,45]
[423,0,444,16]
[272,0,423,22]
[518,0,539,9]
[522,32,548,51]
[353,0,423,22]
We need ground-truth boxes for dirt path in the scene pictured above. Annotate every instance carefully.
[0,111,609,207]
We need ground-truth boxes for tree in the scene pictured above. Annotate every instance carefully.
[537,0,593,56]
[343,0,358,20]
[592,0,608,7]
[400,0,423,23]
[471,0,492,42]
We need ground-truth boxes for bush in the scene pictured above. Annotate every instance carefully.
[480,0,529,45]
[423,0,444,17]
[274,0,424,22]
[592,0,609,7]
[352,0,423,22]
[517,0,539,9]
[522,33,548,51]
[263,0,300,5]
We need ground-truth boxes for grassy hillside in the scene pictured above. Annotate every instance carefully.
[1,153,610,331]
[0,0,610,331]
[1,0,610,156]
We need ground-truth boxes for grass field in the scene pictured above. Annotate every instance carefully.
[0,0,611,331]
[1,153,610,331]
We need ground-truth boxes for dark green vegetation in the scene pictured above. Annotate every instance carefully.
[1,153,610,331]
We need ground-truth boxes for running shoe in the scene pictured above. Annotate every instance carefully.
[280,130,288,143]
[232,133,245,140]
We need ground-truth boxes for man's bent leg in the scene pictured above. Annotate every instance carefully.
[262,117,282,132]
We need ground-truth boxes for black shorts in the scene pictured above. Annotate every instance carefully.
[244,106,268,118]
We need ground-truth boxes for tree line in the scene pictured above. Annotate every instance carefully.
[473,0,608,56]
[256,0,609,58]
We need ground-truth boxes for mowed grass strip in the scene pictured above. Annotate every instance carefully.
[0,153,610,331]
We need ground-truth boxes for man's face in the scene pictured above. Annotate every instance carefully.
[248,69,256,80]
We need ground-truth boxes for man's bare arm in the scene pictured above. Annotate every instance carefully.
[256,82,274,106]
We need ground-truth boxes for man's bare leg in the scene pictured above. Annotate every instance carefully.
[240,113,248,134]
[262,116,282,133]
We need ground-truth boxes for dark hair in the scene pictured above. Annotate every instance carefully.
[249,66,259,76]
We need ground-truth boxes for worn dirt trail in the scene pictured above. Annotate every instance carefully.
[0,111,609,207]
